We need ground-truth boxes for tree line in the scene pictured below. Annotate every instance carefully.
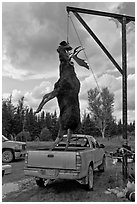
[2,88,135,141]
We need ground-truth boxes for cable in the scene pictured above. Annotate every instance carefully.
[69,14,101,93]
[67,12,70,43]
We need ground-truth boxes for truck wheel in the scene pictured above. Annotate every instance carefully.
[86,165,94,191]
[2,150,14,163]
[2,169,5,177]
[98,156,106,172]
[35,178,45,187]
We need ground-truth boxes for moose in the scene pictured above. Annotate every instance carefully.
[35,41,89,150]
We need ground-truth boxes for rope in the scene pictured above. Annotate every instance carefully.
[69,14,101,93]
[67,12,70,43]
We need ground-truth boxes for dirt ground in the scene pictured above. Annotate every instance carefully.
[2,136,135,202]
[2,157,133,202]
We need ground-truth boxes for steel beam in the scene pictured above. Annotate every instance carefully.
[122,17,128,179]
[122,17,128,142]
[66,6,135,22]
[73,12,123,75]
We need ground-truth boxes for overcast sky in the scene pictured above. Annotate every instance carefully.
[2,2,135,122]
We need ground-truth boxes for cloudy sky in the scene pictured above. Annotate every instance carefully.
[2,2,135,122]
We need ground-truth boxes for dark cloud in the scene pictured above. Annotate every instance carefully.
[3,2,118,74]
[2,2,81,72]
[116,2,135,16]
[111,2,135,33]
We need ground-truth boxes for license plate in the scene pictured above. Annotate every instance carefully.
[40,169,56,176]
[46,169,56,176]
[40,169,46,175]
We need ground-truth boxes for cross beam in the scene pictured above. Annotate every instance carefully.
[66,6,135,179]
[72,12,123,75]
[66,6,135,22]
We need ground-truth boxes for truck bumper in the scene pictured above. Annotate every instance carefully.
[2,164,12,175]
[24,168,81,180]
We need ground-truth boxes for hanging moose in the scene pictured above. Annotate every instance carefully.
[35,41,89,150]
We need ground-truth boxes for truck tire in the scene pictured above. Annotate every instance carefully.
[86,165,94,191]
[2,149,14,163]
[2,169,5,177]
[35,178,45,187]
[98,156,106,172]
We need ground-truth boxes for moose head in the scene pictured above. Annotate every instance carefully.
[57,41,89,69]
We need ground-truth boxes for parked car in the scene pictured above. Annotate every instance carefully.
[2,135,26,163]
[24,134,105,190]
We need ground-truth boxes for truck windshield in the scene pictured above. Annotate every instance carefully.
[59,136,89,147]
[2,135,9,142]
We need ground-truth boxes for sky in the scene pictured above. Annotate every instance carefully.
[2,2,135,122]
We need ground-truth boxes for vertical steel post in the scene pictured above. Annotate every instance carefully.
[122,17,128,179]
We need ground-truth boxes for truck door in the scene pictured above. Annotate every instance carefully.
[90,139,103,168]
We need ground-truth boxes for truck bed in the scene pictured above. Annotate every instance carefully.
[27,146,89,170]
[24,135,105,182]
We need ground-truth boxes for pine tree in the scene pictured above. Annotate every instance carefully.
[81,113,94,135]
[117,119,122,135]
[2,96,16,138]
[50,111,59,140]
[39,127,52,141]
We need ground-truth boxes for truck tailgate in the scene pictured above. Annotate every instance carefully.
[27,150,77,170]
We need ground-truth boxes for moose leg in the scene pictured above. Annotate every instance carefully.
[65,129,72,150]
[49,124,65,151]
[35,89,59,114]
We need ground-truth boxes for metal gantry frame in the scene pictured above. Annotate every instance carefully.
[66,6,135,179]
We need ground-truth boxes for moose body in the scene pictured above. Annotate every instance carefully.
[35,41,88,149]
[55,60,80,132]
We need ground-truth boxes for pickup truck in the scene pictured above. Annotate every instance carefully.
[24,134,106,190]
[2,135,26,163]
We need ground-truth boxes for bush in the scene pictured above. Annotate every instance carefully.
[16,131,31,142]
[39,127,52,141]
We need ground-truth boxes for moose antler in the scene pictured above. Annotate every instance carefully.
[70,46,89,70]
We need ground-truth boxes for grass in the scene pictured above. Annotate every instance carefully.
[26,134,135,152]
[95,134,135,152]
